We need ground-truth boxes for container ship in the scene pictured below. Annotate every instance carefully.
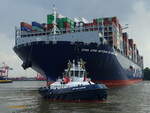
[13,8,143,87]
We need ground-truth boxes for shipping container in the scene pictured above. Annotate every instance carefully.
[122,32,129,56]
[32,21,44,29]
[21,22,32,30]
[128,39,134,48]
[47,14,54,24]
[112,17,119,26]
[128,39,134,60]
[64,22,70,28]
[32,26,44,32]
[21,26,32,32]
[57,23,64,29]
[93,18,103,24]
[47,24,54,30]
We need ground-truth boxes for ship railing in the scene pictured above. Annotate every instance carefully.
[15,25,105,38]
[15,25,101,46]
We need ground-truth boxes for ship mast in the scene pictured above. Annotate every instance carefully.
[53,4,57,36]
[51,4,60,42]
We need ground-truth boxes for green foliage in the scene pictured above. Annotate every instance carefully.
[144,67,150,80]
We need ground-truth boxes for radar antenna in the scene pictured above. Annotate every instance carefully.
[51,4,60,42]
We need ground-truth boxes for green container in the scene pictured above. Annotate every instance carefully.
[56,18,61,23]
[47,14,54,24]
[57,22,64,28]
[62,17,74,23]
[47,19,53,24]
[96,18,103,23]
[47,14,54,20]
[70,21,74,25]
[32,26,44,32]
[70,25,74,29]
[61,17,70,23]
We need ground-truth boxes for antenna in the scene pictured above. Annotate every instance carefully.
[53,4,57,35]
[51,3,60,42]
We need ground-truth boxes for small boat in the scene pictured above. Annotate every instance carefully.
[39,59,108,102]
[0,76,12,83]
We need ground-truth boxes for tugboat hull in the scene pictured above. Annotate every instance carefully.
[39,84,107,102]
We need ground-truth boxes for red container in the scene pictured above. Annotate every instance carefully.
[20,22,32,30]
[112,17,119,26]
[47,24,54,30]
[64,22,70,28]
[93,22,98,26]
[104,20,112,26]
[93,19,97,24]
[128,39,134,48]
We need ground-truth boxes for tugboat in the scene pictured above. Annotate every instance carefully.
[39,59,108,102]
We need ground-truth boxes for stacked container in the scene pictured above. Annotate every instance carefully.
[32,21,44,32]
[47,14,76,32]
[47,14,54,24]
[93,18,103,25]
[133,44,137,62]
[103,18,113,26]
[84,23,98,31]
[111,17,119,27]
[58,17,75,31]
[47,14,54,30]
[137,50,139,64]
[128,39,134,60]
[140,56,144,68]
[20,22,32,32]
[122,33,129,57]
[95,17,123,50]
[47,24,54,30]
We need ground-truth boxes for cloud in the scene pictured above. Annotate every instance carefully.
[127,0,150,67]
[0,33,36,77]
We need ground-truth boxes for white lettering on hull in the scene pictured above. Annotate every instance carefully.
[81,49,116,55]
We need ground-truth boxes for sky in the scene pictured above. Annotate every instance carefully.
[0,0,150,77]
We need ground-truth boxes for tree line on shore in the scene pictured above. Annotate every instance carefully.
[144,67,150,80]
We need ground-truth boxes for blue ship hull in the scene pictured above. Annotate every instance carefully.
[13,41,143,87]
[39,84,107,102]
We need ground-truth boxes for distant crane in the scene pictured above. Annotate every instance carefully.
[0,62,13,77]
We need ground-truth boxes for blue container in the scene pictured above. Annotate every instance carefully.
[32,21,43,29]
[21,26,31,32]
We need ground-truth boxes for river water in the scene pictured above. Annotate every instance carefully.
[0,81,150,113]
